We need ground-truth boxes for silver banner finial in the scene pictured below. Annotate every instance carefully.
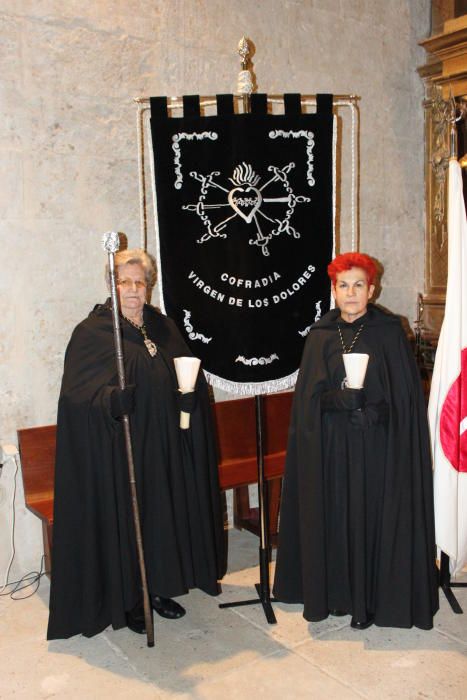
[237,37,253,106]
[102,231,120,253]
[238,36,249,64]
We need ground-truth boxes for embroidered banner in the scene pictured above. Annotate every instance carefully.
[149,93,334,394]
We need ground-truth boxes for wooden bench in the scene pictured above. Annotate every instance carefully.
[17,391,293,573]
[212,392,293,544]
[17,425,56,577]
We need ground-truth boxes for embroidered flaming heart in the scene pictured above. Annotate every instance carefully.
[184,160,311,257]
[228,186,263,223]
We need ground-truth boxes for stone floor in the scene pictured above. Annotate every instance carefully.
[1,529,466,699]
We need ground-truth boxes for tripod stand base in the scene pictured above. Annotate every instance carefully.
[219,395,278,626]
[219,583,278,624]
[441,584,464,614]
[439,551,466,614]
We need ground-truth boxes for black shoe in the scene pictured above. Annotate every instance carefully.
[329,609,347,617]
[152,595,186,620]
[126,603,147,634]
[351,614,374,630]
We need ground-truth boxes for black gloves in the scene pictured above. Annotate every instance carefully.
[321,390,388,430]
[321,388,365,412]
[348,400,389,430]
[109,387,197,420]
[110,385,136,419]
[176,390,197,414]
[321,389,389,430]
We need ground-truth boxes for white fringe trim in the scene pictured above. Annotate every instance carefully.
[203,368,298,396]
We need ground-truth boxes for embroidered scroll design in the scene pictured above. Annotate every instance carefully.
[298,301,323,336]
[268,130,315,186]
[172,132,218,189]
[235,353,279,366]
[183,310,212,343]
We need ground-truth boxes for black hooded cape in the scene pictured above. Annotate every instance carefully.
[273,305,439,629]
[47,302,225,640]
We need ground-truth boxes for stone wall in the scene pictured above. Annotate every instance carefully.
[0,0,430,442]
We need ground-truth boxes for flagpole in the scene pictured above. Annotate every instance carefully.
[102,231,155,646]
[430,103,467,613]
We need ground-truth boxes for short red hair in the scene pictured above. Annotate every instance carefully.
[327,252,377,286]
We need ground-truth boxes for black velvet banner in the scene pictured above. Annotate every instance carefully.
[149,94,334,394]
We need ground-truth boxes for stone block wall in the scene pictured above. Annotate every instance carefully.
[0,0,430,445]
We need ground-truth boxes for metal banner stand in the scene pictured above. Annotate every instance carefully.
[439,551,466,614]
[217,39,277,624]
[219,393,277,624]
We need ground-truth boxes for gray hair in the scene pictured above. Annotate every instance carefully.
[105,248,157,289]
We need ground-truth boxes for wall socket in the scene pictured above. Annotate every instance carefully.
[0,444,18,465]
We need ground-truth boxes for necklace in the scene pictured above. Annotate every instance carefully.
[338,323,364,354]
[123,316,158,357]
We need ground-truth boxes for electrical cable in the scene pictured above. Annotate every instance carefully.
[0,450,48,600]
[0,452,18,593]
[0,555,47,600]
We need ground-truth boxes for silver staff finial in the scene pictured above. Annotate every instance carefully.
[102,231,120,253]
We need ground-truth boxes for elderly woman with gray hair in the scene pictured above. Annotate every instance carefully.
[47,249,225,640]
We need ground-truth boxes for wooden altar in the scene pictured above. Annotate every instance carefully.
[417,14,467,348]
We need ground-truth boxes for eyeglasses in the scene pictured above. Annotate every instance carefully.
[117,279,147,289]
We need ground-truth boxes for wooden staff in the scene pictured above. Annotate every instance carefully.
[102,231,155,647]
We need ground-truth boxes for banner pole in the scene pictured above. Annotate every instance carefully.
[238,35,252,114]
[102,231,155,647]
[219,38,277,624]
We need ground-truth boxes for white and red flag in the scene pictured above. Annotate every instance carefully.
[428,157,467,576]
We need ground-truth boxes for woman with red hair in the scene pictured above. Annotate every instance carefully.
[327,251,378,286]
[274,252,438,630]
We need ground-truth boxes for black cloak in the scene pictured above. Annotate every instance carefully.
[47,302,225,640]
[273,305,439,629]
